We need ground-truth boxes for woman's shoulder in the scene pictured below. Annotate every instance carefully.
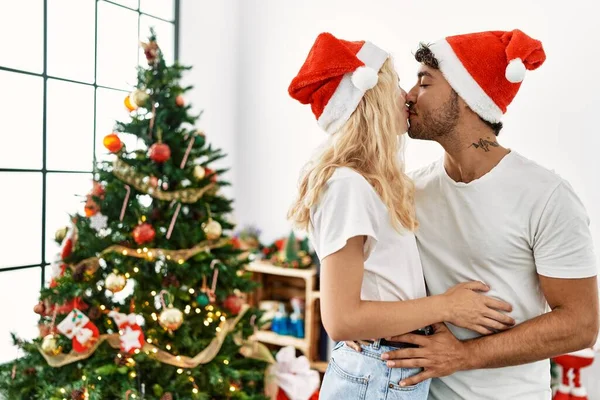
[327,167,372,187]
[321,167,383,207]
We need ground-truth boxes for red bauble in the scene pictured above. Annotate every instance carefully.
[149,143,171,163]
[175,95,185,107]
[91,182,105,198]
[223,295,243,315]
[33,301,46,315]
[204,168,218,183]
[133,223,156,245]
[103,133,123,153]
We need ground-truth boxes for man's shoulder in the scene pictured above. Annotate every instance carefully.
[407,159,442,185]
[507,151,565,192]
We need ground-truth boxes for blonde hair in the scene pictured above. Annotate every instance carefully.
[288,58,417,232]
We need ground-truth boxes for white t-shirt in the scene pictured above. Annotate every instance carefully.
[309,167,427,302]
[409,151,597,400]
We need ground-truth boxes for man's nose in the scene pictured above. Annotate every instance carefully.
[406,85,418,104]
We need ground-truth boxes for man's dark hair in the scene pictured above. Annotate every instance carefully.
[414,43,503,136]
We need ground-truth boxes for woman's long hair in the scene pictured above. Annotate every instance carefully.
[288,58,417,232]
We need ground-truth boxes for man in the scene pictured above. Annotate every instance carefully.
[350,29,599,399]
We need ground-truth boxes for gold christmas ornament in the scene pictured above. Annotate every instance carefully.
[159,306,184,331]
[55,226,69,242]
[105,272,127,293]
[131,89,149,107]
[193,165,205,180]
[202,219,222,240]
[41,334,62,356]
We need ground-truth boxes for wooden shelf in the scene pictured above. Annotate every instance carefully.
[246,261,316,279]
[247,260,326,372]
[252,330,309,353]
[310,361,329,373]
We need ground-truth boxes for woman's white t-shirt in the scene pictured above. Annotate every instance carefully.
[309,167,426,301]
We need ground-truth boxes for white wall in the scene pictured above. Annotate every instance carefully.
[181,0,600,396]
[179,0,240,202]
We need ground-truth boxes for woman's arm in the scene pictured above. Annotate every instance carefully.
[320,236,515,341]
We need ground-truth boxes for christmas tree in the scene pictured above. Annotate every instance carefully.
[0,31,271,400]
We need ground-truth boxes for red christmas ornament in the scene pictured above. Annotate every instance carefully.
[175,95,185,107]
[149,143,171,163]
[149,176,159,188]
[91,182,105,198]
[204,168,218,183]
[223,294,243,315]
[33,301,46,315]
[103,133,123,153]
[133,223,156,245]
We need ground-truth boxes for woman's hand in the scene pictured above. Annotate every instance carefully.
[442,281,515,335]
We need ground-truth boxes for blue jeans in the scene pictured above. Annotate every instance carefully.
[320,340,431,400]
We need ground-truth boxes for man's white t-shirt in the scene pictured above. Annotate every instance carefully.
[309,167,427,302]
[409,151,597,400]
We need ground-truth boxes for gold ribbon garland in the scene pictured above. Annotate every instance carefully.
[38,305,275,368]
[112,158,215,203]
[69,238,230,273]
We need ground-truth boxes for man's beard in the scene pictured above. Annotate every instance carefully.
[407,91,459,140]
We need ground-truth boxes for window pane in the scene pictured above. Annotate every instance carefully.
[107,0,139,9]
[97,2,139,90]
[0,71,43,169]
[95,87,143,162]
[0,173,42,269]
[46,79,95,171]
[139,15,175,65]
[48,0,96,83]
[45,173,93,262]
[0,267,43,364]
[140,0,174,21]
[0,0,43,73]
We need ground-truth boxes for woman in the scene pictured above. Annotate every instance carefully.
[288,33,515,399]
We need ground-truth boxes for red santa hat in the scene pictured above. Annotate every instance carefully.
[288,32,389,134]
[427,29,546,123]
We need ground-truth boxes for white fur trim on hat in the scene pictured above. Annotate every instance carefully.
[505,58,526,83]
[557,384,571,394]
[352,66,379,91]
[429,39,504,123]
[318,41,389,134]
[572,387,587,397]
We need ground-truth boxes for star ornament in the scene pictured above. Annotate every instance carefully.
[89,212,108,232]
[120,326,143,353]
